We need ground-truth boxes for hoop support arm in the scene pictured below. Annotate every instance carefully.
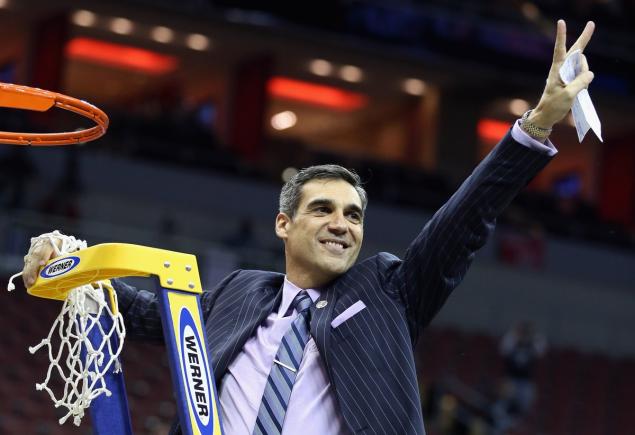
[0,82,109,146]
[28,243,202,300]
[0,83,55,111]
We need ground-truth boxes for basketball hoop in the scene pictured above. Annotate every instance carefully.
[0,82,109,146]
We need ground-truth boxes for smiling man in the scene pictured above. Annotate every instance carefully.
[20,20,596,435]
[276,172,365,289]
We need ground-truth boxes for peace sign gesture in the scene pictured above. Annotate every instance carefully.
[526,20,596,132]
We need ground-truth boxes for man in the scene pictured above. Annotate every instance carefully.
[21,20,595,435]
[500,321,548,413]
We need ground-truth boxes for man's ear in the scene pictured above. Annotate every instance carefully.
[275,212,291,240]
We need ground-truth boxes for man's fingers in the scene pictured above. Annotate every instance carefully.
[567,71,595,97]
[569,21,595,54]
[552,19,567,64]
[21,245,55,288]
[22,260,38,288]
[22,258,40,288]
[580,53,589,73]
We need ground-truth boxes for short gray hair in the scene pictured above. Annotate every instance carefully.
[279,164,368,218]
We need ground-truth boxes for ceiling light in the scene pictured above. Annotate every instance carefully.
[339,65,363,83]
[478,118,510,142]
[508,98,530,116]
[402,78,426,96]
[72,10,96,27]
[66,37,179,75]
[309,59,333,76]
[151,26,174,43]
[110,17,134,35]
[0,0,9,8]
[267,77,367,111]
[271,111,297,130]
[186,33,211,51]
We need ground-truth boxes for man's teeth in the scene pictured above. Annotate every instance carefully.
[325,241,345,249]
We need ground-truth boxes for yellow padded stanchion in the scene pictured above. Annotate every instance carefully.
[28,243,202,300]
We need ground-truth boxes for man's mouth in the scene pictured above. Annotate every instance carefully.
[319,239,349,254]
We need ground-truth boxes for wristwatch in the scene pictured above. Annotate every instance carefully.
[520,110,552,141]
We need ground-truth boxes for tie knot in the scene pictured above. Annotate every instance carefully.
[291,291,312,314]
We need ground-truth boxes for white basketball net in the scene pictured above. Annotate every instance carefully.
[7,231,127,426]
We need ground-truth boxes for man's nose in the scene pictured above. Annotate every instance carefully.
[327,213,347,234]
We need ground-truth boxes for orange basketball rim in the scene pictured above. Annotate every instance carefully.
[0,82,109,146]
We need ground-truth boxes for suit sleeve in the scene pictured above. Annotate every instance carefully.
[111,270,241,342]
[111,278,165,343]
[383,130,553,342]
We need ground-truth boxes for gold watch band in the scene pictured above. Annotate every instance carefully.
[520,110,552,141]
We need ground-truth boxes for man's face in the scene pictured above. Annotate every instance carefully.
[276,178,364,288]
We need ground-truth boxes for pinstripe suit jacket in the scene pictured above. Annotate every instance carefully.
[114,131,552,434]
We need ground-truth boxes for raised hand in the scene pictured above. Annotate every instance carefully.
[528,20,596,130]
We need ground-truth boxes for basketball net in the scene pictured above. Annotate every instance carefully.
[7,231,126,426]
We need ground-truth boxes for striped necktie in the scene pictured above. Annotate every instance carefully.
[252,290,313,435]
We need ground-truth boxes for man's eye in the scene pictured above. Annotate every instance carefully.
[315,207,330,213]
[348,212,362,222]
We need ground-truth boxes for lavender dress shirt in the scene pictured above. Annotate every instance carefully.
[219,278,349,435]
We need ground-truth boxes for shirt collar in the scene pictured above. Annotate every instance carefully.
[278,277,320,317]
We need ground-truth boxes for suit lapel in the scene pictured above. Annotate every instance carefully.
[206,282,282,385]
[309,284,338,359]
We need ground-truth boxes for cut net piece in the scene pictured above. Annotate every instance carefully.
[7,231,126,426]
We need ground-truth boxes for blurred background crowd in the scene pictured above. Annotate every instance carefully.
[0,0,633,434]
